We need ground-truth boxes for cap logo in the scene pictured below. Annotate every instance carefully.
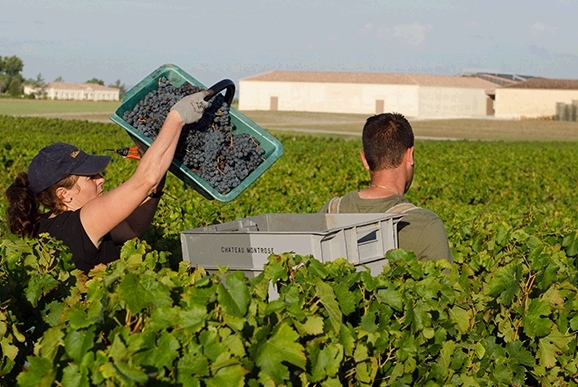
[70,150,80,158]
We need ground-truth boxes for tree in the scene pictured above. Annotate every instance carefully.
[3,56,24,77]
[35,73,45,87]
[0,74,8,94]
[8,77,22,97]
[86,78,104,86]
[27,73,47,98]
[108,79,127,99]
[0,54,24,96]
[54,76,64,82]
[27,73,45,88]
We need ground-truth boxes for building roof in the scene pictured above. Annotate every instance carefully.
[46,82,119,92]
[241,70,497,90]
[503,77,578,90]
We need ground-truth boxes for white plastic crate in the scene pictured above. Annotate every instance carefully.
[180,213,404,277]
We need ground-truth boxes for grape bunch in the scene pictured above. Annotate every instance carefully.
[122,77,265,195]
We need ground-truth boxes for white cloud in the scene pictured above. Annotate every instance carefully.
[366,21,431,50]
[325,33,339,41]
[530,22,557,36]
[358,23,373,35]
[19,43,38,55]
[392,22,431,47]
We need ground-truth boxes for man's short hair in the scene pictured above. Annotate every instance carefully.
[362,112,414,171]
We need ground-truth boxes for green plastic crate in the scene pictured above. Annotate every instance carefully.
[109,63,284,202]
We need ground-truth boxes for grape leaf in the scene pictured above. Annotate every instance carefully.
[255,322,306,384]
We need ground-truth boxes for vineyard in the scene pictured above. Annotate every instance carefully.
[0,115,577,386]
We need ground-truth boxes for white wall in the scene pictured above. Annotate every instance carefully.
[238,81,420,116]
[495,88,578,119]
[26,85,120,101]
[418,86,490,118]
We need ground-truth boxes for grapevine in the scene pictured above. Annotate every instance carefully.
[122,77,265,195]
[2,116,578,385]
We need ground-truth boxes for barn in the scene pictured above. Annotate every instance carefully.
[494,78,578,119]
[238,71,498,118]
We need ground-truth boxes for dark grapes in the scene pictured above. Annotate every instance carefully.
[123,77,266,195]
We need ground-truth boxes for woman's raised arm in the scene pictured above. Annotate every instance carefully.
[80,90,210,247]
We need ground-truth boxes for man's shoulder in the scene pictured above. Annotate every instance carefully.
[402,205,445,223]
[320,192,444,223]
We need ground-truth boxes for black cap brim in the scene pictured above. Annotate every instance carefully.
[71,155,111,176]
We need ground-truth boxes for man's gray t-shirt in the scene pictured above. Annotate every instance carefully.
[319,193,453,263]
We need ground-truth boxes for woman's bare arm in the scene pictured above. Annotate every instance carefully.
[80,90,209,247]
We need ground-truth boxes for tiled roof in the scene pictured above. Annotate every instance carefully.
[241,70,497,89]
[46,82,118,91]
[503,77,578,90]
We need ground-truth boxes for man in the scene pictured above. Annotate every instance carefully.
[319,112,453,263]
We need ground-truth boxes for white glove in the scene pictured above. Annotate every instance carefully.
[171,90,212,124]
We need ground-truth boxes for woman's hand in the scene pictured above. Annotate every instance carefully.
[170,90,212,124]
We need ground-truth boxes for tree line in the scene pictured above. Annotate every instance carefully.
[0,54,126,99]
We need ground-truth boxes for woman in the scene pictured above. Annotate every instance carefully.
[5,90,210,273]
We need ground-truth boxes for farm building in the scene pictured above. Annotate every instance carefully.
[24,82,120,101]
[238,71,498,118]
[494,78,578,119]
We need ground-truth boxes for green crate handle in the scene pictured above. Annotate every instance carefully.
[206,79,235,105]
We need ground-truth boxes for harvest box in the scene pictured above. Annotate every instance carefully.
[109,63,284,202]
[180,213,404,277]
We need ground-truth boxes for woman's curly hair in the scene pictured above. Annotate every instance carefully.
[5,173,78,238]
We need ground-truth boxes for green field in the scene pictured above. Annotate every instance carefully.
[2,98,578,141]
[0,99,119,115]
[1,113,578,385]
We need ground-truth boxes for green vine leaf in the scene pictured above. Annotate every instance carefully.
[484,262,522,305]
[16,357,56,387]
[64,327,96,363]
[537,329,572,368]
[61,363,90,387]
[37,326,64,362]
[217,271,250,317]
[449,306,470,335]
[315,281,342,334]
[255,322,306,384]
[309,343,343,382]
[205,363,247,387]
[521,299,552,338]
[24,274,59,308]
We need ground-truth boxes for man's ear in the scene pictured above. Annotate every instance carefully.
[360,151,370,170]
[405,147,415,165]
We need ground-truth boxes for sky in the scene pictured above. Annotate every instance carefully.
[1,0,577,90]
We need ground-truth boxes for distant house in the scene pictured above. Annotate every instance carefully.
[238,71,498,118]
[494,78,578,119]
[24,82,120,101]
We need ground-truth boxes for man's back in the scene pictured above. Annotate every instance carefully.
[320,192,453,263]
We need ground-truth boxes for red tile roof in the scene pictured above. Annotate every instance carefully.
[503,77,578,90]
[241,70,497,89]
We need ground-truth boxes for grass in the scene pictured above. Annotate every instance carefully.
[241,110,578,142]
[2,98,578,142]
[0,99,118,115]
[411,118,578,142]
